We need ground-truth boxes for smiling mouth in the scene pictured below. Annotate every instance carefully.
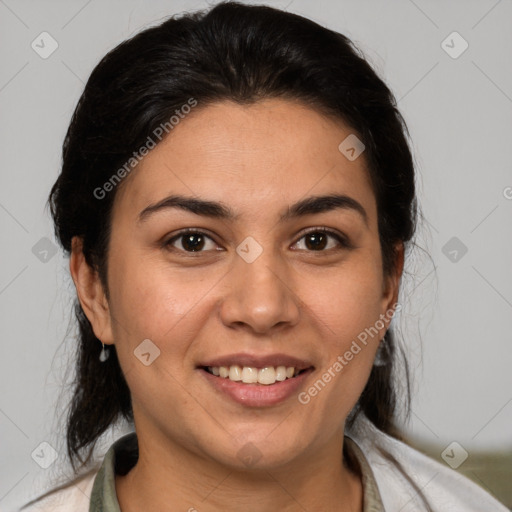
[200,365,312,385]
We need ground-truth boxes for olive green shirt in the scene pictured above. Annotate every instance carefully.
[88,433,384,511]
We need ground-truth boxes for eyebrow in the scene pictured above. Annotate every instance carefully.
[138,193,368,226]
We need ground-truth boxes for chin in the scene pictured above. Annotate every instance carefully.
[203,430,308,471]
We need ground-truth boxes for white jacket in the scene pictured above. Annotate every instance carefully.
[345,414,509,511]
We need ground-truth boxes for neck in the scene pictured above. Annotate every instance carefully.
[116,427,362,512]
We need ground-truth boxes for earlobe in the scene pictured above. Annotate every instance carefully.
[382,242,405,313]
[69,236,114,345]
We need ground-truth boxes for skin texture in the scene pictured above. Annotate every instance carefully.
[70,98,403,511]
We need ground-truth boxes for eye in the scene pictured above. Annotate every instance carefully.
[293,228,351,252]
[164,229,220,253]
[164,227,351,254]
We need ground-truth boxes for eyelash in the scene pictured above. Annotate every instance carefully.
[163,227,352,254]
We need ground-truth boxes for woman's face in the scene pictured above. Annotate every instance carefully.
[83,98,401,470]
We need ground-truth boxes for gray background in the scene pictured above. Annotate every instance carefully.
[1,0,511,510]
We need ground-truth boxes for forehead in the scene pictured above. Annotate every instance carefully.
[112,98,376,222]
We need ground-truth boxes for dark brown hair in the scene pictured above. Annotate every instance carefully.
[49,1,417,473]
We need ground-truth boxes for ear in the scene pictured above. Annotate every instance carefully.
[381,241,404,315]
[69,236,114,345]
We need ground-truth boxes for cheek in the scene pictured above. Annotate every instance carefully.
[105,255,205,409]
[296,266,385,426]
[305,256,386,341]
[297,252,386,396]
[107,251,207,340]
[106,250,225,396]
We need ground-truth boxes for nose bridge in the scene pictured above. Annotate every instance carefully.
[219,235,300,333]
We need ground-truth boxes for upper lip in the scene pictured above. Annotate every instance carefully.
[198,352,314,370]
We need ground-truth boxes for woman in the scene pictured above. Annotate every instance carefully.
[22,2,508,511]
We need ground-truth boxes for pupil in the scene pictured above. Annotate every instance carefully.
[306,232,327,250]
[183,234,204,251]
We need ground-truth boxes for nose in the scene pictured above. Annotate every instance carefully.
[219,245,301,335]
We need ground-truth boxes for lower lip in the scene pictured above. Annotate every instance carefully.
[199,368,314,407]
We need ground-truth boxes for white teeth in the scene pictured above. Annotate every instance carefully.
[208,365,301,384]
[275,366,287,381]
[241,366,258,383]
[258,367,276,385]
[229,365,242,381]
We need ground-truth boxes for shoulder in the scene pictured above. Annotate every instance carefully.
[20,432,136,512]
[20,470,97,512]
[346,414,509,512]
